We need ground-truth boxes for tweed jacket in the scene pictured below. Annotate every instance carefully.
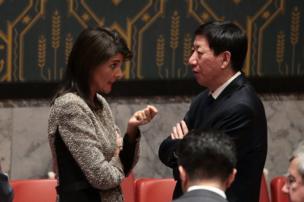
[48,93,139,202]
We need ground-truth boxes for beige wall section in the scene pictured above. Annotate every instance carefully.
[0,108,13,174]
[0,95,303,181]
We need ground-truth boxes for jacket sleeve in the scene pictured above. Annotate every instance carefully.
[158,94,200,168]
[158,97,198,169]
[158,136,180,168]
[213,104,254,160]
[119,130,140,176]
[57,101,125,190]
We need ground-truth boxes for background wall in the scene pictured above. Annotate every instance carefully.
[0,95,304,182]
[0,0,303,82]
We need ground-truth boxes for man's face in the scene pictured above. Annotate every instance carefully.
[282,158,304,202]
[188,35,224,90]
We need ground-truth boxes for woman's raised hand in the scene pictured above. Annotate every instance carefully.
[127,105,158,137]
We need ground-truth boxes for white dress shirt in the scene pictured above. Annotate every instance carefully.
[187,185,226,199]
[211,71,241,100]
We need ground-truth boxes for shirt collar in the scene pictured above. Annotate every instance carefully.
[211,71,241,100]
[187,185,226,199]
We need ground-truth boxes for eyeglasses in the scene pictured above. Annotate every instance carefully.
[284,173,303,189]
[286,174,296,185]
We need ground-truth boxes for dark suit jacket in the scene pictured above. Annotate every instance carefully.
[159,75,267,202]
[173,190,228,202]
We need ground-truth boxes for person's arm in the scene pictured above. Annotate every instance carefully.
[213,104,254,160]
[119,105,158,175]
[158,137,181,168]
[58,101,124,190]
[158,105,194,169]
[159,114,191,169]
[119,130,140,175]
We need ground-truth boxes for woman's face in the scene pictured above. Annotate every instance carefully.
[90,53,124,95]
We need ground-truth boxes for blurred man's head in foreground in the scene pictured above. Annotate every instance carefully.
[176,130,237,192]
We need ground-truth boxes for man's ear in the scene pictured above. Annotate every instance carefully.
[178,165,188,193]
[220,51,231,69]
[178,166,186,182]
[225,168,237,189]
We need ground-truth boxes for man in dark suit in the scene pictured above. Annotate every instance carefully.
[159,21,267,202]
[173,130,237,202]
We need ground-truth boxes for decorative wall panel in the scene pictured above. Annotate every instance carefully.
[0,0,303,83]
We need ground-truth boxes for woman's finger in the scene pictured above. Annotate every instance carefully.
[141,111,147,121]
[144,109,152,121]
[116,134,123,150]
[147,105,158,118]
[135,111,144,121]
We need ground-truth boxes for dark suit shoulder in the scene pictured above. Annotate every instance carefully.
[221,79,264,113]
[191,90,209,106]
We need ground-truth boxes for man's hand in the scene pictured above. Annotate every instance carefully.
[171,120,189,140]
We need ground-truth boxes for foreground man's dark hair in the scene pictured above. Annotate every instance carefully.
[177,130,237,182]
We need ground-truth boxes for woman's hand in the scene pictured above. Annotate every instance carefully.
[114,132,123,157]
[127,105,158,138]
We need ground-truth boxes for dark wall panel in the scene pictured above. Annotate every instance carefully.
[0,0,303,83]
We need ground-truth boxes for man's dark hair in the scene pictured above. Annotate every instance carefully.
[194,21,248,72]
[177,130,237,182]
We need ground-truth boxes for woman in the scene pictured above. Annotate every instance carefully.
[48,27,158,202]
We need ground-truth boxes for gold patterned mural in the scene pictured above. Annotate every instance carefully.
[0,0,303,82]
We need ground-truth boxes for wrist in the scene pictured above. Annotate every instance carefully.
[127,124,139,140]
